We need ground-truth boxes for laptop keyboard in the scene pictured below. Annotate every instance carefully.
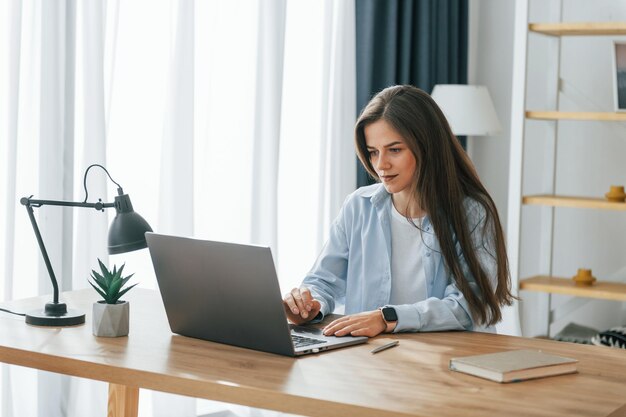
[292,334,327,348]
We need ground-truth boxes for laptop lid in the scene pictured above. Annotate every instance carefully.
[146,232,367,357]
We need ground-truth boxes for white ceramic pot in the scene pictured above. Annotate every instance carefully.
[92,300,129,337]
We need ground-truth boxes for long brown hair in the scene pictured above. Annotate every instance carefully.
[355,85,513,326]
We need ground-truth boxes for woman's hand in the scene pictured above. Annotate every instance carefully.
[283,287,321,325]
[322,310,387,338]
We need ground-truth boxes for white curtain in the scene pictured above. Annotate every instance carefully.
[0,0,356,416]
[317,0,356,249]
[250,0,286,256]
[1,1,23,416]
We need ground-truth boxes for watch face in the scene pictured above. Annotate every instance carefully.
[382,307,398,322]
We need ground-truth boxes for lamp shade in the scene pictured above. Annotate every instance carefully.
[431,85,501,136]
[108,193,153,254]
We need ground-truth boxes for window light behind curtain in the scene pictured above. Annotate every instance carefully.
[0,0,356,416]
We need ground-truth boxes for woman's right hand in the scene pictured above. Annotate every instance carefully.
[283,287,321,325]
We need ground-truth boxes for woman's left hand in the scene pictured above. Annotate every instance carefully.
[322,310,387,338]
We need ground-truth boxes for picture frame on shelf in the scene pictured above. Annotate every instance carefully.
[612,41,626,112]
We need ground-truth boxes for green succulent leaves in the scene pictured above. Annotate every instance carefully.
[89,258,138,304]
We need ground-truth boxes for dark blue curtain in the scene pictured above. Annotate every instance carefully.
[355,0,469,187]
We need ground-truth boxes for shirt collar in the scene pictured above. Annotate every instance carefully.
[360,183,433,230]
[358,183,390,207]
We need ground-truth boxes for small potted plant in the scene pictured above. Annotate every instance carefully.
[89,259,137,337]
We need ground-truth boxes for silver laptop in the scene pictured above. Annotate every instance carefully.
[146,232,367,357]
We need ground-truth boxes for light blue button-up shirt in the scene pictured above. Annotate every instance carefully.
[302,183,497,333]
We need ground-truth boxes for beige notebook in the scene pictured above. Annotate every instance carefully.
[449,349,578,383]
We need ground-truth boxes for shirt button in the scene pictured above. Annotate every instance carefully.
[425,252,431,257]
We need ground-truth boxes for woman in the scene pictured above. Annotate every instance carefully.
[283,85,514,337]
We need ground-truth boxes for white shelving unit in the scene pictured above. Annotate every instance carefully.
[507,0,626,337]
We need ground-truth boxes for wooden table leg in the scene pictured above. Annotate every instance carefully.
[107,383,139,417]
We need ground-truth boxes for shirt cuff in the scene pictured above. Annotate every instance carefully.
[309,311,324,324]
[392,304,423,333]
[307,298,330,324]
[308,290,330,322]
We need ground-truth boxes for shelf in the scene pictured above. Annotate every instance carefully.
[529,22,626,36]
[520,276,626,301]
[526,111,626,121]
[523,195,626,210]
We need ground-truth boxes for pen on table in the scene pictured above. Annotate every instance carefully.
[371,340,399,354]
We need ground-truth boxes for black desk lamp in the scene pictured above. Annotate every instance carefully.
[20,164,153,326]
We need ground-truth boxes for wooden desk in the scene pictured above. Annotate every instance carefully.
[1,289,625,417]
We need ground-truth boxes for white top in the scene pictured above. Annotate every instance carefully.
[389,201,428,305]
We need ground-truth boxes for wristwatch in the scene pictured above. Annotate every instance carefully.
[380,306,398,333]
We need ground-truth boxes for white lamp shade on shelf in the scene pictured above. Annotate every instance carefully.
[431,84,501,136]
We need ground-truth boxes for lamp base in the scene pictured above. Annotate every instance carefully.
[25,302,85,326]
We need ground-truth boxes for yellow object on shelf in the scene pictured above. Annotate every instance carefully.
[605,185,626,203]
[572,268,596,286]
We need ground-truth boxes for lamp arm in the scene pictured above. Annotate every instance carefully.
[22,197,116,211]
[20,196,114,305]
[22,203,61,304]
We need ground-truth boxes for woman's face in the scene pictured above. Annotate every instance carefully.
[364,119,417,196]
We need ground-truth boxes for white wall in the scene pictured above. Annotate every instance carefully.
[468,0,514,228]
[470,0,626,337]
